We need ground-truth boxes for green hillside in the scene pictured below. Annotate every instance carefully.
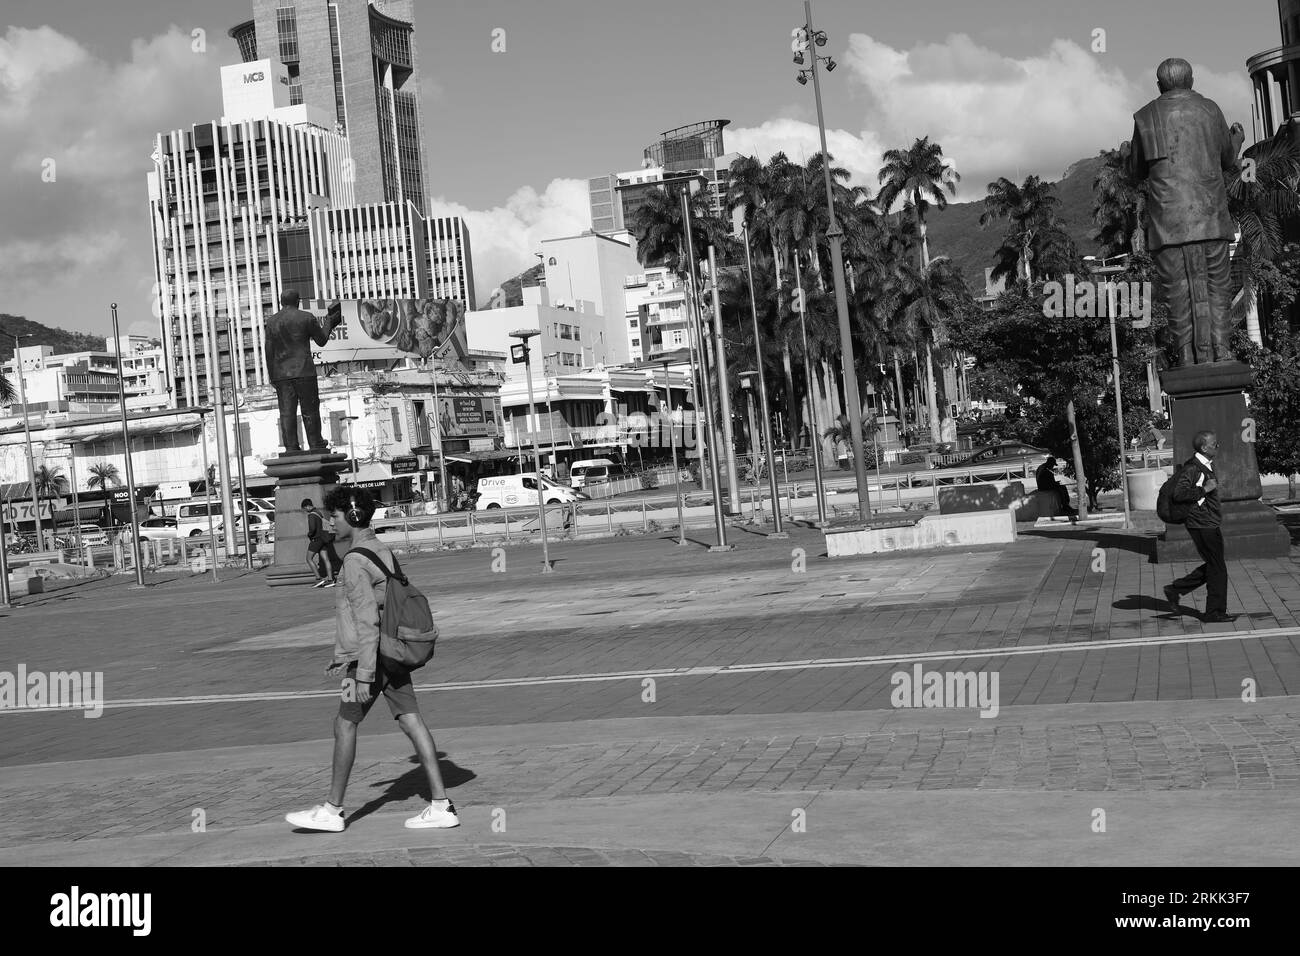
[924,155,1106,294]
[0,314,108,363]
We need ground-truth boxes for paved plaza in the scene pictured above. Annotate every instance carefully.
[3,515,1300,866]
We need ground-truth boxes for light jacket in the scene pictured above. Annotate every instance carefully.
[331,529,395,683]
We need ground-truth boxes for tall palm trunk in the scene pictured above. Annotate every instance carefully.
[781,340,798,447]
[925,334,941,443]
[892,353,906,435]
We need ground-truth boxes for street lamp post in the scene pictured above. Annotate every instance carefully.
[680,189,732,551]
[795,0,871,520]
[111,304,146,588]
[7,331,44,549]
[794,252,828,526]
[226,388,254,568]
[741,224,787,538]
[427,361,450,511]
[342,416,359,480]
[510,330,553,573]
[544,352,562,477]
[660,360,688,547]
[196,408,219,582]
[706,246,742,515]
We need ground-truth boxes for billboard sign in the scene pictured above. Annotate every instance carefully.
[2,499,61,524]
[434,395,500,439]
[311,298,468,366]
[391,455,419,476]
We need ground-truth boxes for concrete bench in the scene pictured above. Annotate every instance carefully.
[937,481,1027,517]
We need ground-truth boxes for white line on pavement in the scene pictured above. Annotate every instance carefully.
[4,625,1298,716]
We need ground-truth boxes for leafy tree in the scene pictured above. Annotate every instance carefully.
[1226,137,1300,345]
[1239,327,1300,500]
[948,261,1164,510]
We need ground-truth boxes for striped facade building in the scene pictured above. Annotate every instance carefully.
[147,116,355,407]
[308,200,426,302]
[424,215,476,308]
[306,205,475,308]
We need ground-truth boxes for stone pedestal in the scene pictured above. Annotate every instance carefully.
[1155,361,1289,562]
[263,451,348,587]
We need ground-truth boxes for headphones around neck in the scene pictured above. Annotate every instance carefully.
[345,495,364,528]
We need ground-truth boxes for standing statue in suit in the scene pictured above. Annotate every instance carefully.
[264,291,343,453]
[1126,58,1244,366]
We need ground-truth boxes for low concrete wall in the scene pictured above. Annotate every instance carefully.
[825,508,1017,558]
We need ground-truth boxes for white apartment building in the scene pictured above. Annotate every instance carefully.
[466,285,617,372]
[538,232,640,368]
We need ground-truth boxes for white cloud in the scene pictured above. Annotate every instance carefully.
[727,34,1254,209]
[726,118,885,194]
[0,25,226,328]
[428,178,591,304]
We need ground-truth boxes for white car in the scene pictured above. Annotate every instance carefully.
[137,517,180,542]
[216,511,276,540]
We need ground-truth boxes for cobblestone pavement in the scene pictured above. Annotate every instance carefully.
[247,846,832,867]
[3,524,1300,865]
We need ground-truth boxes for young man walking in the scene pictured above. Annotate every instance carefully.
[286,487,458,832]
[303,498,341,587]
[1164,430,1237,623]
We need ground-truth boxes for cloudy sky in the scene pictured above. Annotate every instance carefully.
[1,0,1275,338]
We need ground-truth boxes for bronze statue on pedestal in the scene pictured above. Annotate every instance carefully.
[1125,57,1245,366]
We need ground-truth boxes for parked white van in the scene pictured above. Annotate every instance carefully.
[476,474,583,510]
[569,458,617,489]
[176,498,275,536]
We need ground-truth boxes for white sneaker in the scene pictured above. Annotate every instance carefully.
[405,800,459,829]
[286,804,344,832]
[312,580,328,589]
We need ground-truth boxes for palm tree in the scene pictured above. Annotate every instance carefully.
[1092,147,1146,257]
[34,464,68,499]
[0,369,13,405]
[629,185,731,280]
[1227,136,1300,345]
[979,175,1063,283]
[877,137,961,271]
[86,461,121,491]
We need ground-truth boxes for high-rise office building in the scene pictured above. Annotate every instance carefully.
[147,107,354,407]
[229,1,430,213]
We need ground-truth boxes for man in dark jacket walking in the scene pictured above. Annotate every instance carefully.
[264,291,343,453]
[1163,430,1236,622]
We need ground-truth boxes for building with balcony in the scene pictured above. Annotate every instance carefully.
[1248,1,1300,142]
